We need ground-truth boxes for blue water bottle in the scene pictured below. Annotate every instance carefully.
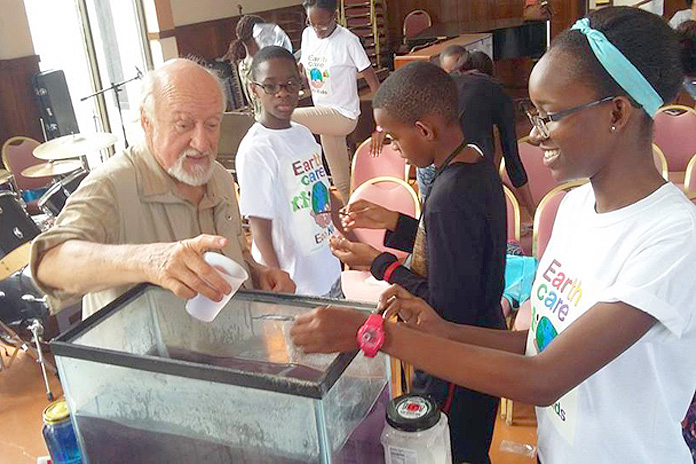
[42,399,83,464]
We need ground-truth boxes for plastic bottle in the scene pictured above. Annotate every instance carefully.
[42,399,82,464]
[380,394,452,464]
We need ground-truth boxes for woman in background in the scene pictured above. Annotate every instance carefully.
[224,15,292,118]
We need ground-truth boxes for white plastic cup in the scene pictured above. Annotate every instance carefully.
[185,252,248,322]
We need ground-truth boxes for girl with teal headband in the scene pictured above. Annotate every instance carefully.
[291,7,696,463]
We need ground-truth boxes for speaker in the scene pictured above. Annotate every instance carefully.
[32,70,80,140]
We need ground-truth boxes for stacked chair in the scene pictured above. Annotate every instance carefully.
[339,0,389,68]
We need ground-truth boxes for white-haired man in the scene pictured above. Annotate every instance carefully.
[31,59,295,319]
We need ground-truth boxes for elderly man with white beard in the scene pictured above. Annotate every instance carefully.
[30,58,295,319]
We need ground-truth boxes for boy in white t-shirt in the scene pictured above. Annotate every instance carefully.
[236,46,343,298]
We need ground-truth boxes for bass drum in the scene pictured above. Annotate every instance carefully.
[38,169,88,217]
[0,266,48,337]
[0,191,41,280]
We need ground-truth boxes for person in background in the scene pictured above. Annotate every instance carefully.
[670,0,693,27]
[469,50,495,77]
[292,0,381,204]
[677,20,696,101]
[424,45,535,217]
[612,0,663,16]
[30,59,295,319]
[292,7,696,464]
[236,46,344,298]
[224,15,293,118]
[329,62,507,464]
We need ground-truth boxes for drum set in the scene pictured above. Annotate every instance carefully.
[0,132,116,400]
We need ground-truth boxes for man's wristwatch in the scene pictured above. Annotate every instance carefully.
[357,313,385,357]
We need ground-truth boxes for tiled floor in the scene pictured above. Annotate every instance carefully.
[0,347,536,464]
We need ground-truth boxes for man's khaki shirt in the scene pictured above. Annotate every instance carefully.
[30,144,249,318]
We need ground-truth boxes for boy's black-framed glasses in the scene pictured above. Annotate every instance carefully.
[523,96,616,138]
[251,79,303,95]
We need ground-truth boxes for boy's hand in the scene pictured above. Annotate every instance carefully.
[379,284,450,337]
[290,305,368,353]
[330,235,381,270]
[370,130,386,157]
[251,264,296,293]
[340,199,399,231]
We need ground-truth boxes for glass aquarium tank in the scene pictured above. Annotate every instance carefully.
[51,285,389,464]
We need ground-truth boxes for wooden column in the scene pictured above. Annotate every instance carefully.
[0,55,43,151]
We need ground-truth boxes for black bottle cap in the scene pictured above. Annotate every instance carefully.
[386,394,440,432]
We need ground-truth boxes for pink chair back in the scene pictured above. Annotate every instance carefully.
[653,105,696,172]
[1,136,49,190]
[532,179,588,259]
[351,137,407,193]
[684,154,696,197]
[403,10,432,40]
[348,177,420,260]
[503,185,521,243]
[501,137,559,207]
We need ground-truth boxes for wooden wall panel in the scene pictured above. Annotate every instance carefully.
[664,0,688,19]
[0,55,43,151]
[549,0,587,39]
[386,0,588,48]
[386,0,525,48]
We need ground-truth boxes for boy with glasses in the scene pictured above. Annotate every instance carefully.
[236,46,343,298]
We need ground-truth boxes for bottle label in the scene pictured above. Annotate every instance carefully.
[396,397,430,420]
[387,445,418,464]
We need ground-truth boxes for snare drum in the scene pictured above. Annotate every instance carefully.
[38,169,88,217]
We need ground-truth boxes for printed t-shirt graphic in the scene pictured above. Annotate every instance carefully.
[285,148,335,254]
[526,257,596,445]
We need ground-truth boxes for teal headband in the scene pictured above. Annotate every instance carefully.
[571,18,663,118]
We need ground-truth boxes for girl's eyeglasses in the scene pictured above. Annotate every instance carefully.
[306,17,335,33]
[523,96,616,138]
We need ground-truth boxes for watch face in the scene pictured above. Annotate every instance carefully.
[361,328,378,345]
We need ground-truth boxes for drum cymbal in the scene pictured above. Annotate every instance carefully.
[0,169,12,184]
[33,132,117,160]
[21,160,83,178]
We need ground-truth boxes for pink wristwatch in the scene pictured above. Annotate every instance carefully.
[357,313,385,358]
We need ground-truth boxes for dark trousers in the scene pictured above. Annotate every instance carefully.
[413,371,499,464]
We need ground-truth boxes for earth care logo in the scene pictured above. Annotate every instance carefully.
[531,259,584,353]
[290,152,334,244]
[307,55,329,94]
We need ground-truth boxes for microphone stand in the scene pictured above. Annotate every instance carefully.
[81,69,141,148]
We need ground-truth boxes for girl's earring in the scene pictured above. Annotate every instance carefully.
[610,125,617,132]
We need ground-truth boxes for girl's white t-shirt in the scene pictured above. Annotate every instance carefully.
[526,182,696,464]
[300,25,372,120]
